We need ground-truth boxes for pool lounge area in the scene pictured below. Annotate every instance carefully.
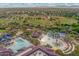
[8,37,33,53]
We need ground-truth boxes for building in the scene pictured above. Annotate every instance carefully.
[32,31,42,38]
[0,33,13,46]
[47,31,66,39]
[38,31,67,50]
[0,33,12,42]
[0,46,13,56]
[16,46,58,56]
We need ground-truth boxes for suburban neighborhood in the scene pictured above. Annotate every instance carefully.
[0,3,79,56]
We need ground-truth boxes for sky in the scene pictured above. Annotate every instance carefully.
[0,0,79,3]
[0,3,79,8]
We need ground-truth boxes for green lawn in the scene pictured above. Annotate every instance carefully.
[60,17,78,25]
[0,16,77,26]
[0,30,6,33]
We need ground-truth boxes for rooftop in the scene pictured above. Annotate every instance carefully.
[16,46,58,56]
[0,46,13,56]
[0,33,12,42]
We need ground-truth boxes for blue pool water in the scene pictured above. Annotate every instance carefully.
[9,37,32,53]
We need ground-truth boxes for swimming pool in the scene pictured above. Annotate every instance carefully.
[8,37,32,53]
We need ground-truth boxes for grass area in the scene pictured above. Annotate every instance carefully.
[51,17,78,25]
[0,16,78,26]
[60,17,78,25]
[0,16,78,35]
[26,18,51,26]
[0,19,12,24]
[0,30,6,33]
